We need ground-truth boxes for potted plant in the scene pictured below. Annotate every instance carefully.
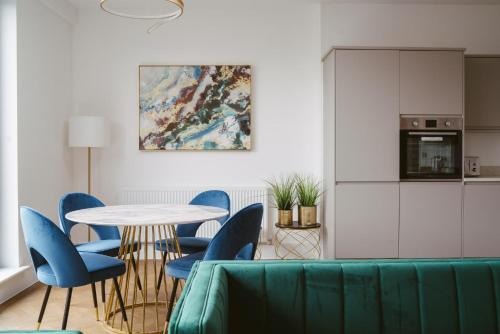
[266,175,295,226]
[295,175,321,226]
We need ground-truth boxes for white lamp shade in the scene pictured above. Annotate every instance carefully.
[69,116,110,148]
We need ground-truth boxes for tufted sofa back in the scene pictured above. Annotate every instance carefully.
[169,259,500,334]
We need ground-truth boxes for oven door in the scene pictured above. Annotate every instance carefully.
[400,130,462,180]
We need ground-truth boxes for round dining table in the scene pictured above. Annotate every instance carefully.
[66,204,229,334]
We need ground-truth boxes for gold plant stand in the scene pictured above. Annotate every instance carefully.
[273,222,321,259]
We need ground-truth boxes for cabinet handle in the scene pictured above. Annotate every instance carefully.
[408,132,458,136]
[421,137,444,142]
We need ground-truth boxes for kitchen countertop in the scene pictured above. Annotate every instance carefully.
[465,176,500,182]
[465,166,500,182]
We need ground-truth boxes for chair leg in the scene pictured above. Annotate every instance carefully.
[157,251,167,291]
[166,278,179,323]
[91,283,99,321]
[113,277,131,334]
[101,280,106,303]
[36,285,52,330]
[61,288,73,330]
[100,280,106,321]
[130,254,143,291]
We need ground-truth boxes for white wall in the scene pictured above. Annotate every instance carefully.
[17,0,74,264]
[321,3,500,56]
[465,132,500,165]
[72,0,322,205]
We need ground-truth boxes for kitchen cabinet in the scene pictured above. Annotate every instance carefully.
[399,182,462,258]
[335,183,399,259]
[465,57,500,129]
[323,48,466,259]
[400,51,463,115]
[464,183,500,257]
[335,50,399,182]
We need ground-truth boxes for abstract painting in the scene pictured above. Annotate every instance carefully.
[139,65,252,150]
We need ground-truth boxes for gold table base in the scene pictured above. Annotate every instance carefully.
[102,225,183,334]
[273,223,321,260]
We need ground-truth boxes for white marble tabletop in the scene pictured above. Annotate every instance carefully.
[65,204,229,226]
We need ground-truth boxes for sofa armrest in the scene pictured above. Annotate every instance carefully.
[168,262,229,334]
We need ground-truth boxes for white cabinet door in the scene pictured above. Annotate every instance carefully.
[464,184,500,257]
[400,51,463,115]
[335,50,399,182]
[465,57,500,129]
[335,183,399,259]
[399,182,462,258]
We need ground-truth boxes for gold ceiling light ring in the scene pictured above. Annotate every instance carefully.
[99,0,184,33]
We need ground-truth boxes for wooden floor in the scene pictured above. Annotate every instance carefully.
[0,272,179,333]
[0,246,275,333]
[0,282,111,333]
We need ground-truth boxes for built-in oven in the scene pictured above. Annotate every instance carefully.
[400,116,463,181]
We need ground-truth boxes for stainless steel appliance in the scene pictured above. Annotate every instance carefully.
[400,116,463,181]
[464,156,481,176]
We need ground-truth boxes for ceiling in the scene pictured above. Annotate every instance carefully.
[67,0,500,8]
[67,0,500,9]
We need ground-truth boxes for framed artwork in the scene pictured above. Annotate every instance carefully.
[139,65,252,150]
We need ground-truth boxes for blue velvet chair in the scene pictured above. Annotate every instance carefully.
[58,192,142,304]
[155,190,230,289]
[59,193,121,256]
[19,207,131,333]
[164,203,263,322]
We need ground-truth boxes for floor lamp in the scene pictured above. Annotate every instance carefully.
[69,116,110,241]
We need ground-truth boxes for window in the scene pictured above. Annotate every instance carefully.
[0,0,19,269]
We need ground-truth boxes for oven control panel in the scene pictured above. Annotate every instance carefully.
[400,116,463,131]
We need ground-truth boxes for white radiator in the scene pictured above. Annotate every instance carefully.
[119,187,272,243]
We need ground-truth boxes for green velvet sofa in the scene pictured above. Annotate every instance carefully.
[168,259,500,334]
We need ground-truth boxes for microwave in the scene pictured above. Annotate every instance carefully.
[400,116,463,181]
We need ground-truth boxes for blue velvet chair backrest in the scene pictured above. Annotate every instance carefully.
[20,207,91,287]
[203,203,263,261]
[59,192,120,240]
[177,190,231,237]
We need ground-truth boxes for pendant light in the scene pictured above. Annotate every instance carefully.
[99,0,184,33]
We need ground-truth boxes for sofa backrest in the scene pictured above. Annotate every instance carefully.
[217,260,500,334]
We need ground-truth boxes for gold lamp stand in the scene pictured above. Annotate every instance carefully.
[87,146,92,242]
[68,115,110,243]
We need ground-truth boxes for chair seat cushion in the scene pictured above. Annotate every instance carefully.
[76,239,122,257]
[37,253,125,287]
[155,237,211,255]
[166,252,204,280]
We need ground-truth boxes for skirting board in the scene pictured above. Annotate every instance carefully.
[0,267,36,304]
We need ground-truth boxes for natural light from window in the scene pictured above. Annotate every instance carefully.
[0,0,19,273]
